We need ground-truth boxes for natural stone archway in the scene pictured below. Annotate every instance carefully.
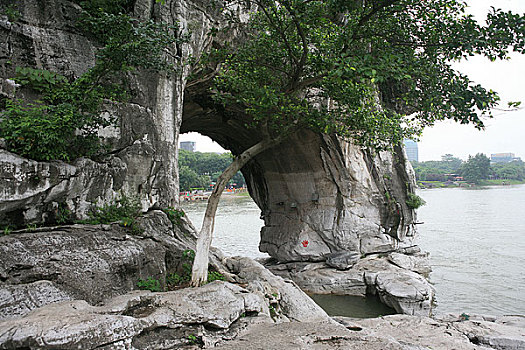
[0,0,417,260]
[182,89,418,263]
[0,0,435,318]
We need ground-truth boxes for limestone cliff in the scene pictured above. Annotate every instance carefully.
[1,0,417,261]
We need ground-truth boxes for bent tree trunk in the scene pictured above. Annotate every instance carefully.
[190,135,287,286]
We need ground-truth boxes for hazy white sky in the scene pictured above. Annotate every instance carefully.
[419,0,525,161]
[181,0,525,160]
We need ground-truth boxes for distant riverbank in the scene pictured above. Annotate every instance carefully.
[417,179,525,189]
[179,188,249,201]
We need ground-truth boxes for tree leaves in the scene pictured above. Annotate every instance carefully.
[208,0,524,150]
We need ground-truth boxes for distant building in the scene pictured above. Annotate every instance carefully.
[180,141,196,152]
[403,139,419,162]
[490,153,521,163]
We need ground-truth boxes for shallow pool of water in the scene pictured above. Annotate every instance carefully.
[308,294,396,318]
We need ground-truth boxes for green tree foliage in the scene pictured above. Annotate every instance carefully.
[179,150,232,175]
[207,0,525,150]
[461,153,491,184]
[412,154,525,183]
[179,165,209,191]
[412,154,464,181]
[0,0,179,161]
[491,160,525,181]
[178,150,246,190]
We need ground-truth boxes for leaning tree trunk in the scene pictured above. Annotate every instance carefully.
[191,135,287,286]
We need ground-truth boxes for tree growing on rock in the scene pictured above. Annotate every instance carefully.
[190,0,525,286]
[461,153,491,184]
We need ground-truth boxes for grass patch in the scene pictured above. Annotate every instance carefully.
[165,249,225,289]
[137,249,225,292]
[162,207,185,227]
[479,179,525,186]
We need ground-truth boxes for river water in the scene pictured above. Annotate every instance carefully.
[182,185,525,316]
[416,185,525,316]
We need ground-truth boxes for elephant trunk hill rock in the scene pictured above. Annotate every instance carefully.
[0,0,438,338]
[2,0,417,259]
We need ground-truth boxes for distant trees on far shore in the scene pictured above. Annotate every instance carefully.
[178,150,246,191]
[411,153,525,184]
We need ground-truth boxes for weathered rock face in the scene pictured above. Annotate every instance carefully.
[0,210,196,318]
[0,0,234,225]
[254,134,418,261]
[0,149,129,225]
[266,251,434,316]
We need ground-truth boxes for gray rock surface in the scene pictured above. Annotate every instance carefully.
[0,277,523,349]
[267,261,367,296]
[0,149,128,226]
[225,256,331,323]
[0,281,71,320]
[326,251,361,270]
[0,282,272,349]
[267,253,434,316]
[216,314,525,350]
[0,210,195,315]
[251,134,419,261]
[388,251,432,275]
[373,270,434,316]
[352,314,525,350]
[0,255,332,349]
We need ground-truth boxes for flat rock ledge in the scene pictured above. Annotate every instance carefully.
[266,249,434,316]
[216,314,525,350]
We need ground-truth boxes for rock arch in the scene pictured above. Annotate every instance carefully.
[0,0,418,262]
[182,89,418,262]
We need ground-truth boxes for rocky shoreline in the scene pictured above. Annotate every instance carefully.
[0,211,523,349]
[265,248,434,316]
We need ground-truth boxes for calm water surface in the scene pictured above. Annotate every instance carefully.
[182,195,268,259]
[308,294,396,318]
[182,185,525,316]
[416,184,525,316]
